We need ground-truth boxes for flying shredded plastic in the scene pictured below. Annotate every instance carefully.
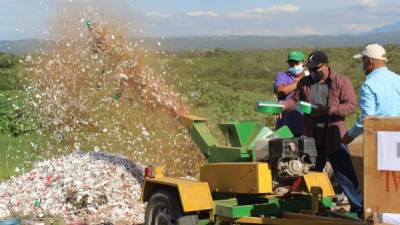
[20,5,203,175]
[2,4,206,223]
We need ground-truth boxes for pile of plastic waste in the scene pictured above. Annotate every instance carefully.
[0,151,145,224]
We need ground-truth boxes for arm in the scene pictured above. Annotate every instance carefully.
[273,72,301,97]
[328,77,357,117]
[283,80,304,111]
[347,84,376,139]
[273,72,287,96]
[275,79,301,96]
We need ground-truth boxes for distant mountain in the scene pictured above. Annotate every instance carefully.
[2,32,400,55]
[136,32,400,51]
[367,22,400,34]
[0,39,51,55]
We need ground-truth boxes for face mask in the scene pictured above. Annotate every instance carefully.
[311,70,324,82]
[360,62,371,75]
[288,64,304,75]
[359,63,365,72]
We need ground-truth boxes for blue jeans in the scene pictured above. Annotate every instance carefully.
[314,145,363,213]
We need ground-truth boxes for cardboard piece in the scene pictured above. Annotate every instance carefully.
[348,136,364,194]
[363,117,400,220]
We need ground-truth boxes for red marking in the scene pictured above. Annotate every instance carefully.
[386,171,390,192]
[392,172,400,192]
[382,171,400,192]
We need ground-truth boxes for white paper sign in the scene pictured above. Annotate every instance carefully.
[382,213,400,225]
[377,131,400,171]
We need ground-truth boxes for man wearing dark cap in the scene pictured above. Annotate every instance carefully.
[273,50,307,137]
[282,51,362,215]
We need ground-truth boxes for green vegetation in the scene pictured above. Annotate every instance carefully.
[2,45,400,180]
[0,53,45,179]
[163,45,400,127]
[0,52,24,90]
[0,53,30,137]
[0,134,47,179]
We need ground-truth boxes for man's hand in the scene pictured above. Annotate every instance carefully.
[341,132,355,145]
[311,104,329,117]
[274,102,286,119]
[294,75,303,82]
[274,113,283,120]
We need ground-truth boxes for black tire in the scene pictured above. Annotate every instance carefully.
[177,215,199,225]
[145,190,198,225]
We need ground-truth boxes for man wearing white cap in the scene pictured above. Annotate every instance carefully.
[342,44,400,144]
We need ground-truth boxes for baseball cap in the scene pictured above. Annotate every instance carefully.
[306,51,329,69]
[353,44,387,61]
[287,51,305,62]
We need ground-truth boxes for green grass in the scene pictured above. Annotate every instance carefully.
[0,133,48,180]
[0,90,34,136]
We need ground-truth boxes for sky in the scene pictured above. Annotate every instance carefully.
[1,0,400,40]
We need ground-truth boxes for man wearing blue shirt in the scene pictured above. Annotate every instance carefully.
[342,44,400,144]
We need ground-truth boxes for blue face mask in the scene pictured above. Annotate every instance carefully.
[288,64,304,75]
[360,59,372,75]
[359,63,365,72]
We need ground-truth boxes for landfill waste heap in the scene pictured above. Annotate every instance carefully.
[0,151,145,224]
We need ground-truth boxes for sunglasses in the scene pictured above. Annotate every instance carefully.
[308,64,325,71]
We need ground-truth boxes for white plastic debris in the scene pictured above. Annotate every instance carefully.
[0,151,145,224]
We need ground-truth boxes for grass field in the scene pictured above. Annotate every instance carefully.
[0,134,47,179]
[1,45,400,180]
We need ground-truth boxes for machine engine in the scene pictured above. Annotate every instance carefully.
[254,137,317,179]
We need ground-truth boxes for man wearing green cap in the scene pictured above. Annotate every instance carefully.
[273,50,308,137]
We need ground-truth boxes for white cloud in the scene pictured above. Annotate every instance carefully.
[186,11,219,17]
[359,0,377,8]
[136,0,400,37]
[230,4,299,18]
[243,8,265,13]
[229,12,262,19]
[244,4,299,13]
[145,11,172,18]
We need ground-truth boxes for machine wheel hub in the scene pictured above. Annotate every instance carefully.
[154,204,175,225]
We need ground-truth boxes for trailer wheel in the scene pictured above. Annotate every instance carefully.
[145,190,198,225]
